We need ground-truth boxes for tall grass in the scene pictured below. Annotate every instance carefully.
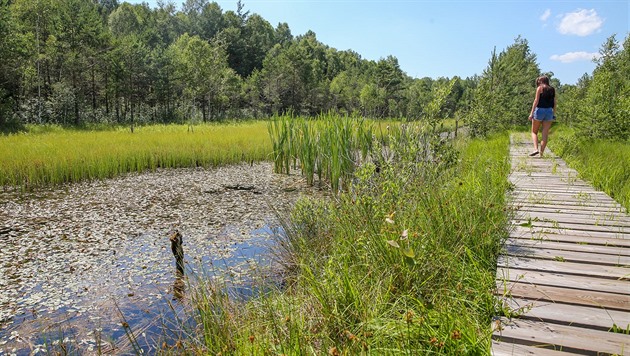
[550,125,630,211]
[0,122,271,189]
[268,113,374,191]
[183,130,511,354]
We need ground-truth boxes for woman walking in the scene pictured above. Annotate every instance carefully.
[528,75,556,157]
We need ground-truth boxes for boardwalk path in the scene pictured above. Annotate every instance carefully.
[492,133,630,355]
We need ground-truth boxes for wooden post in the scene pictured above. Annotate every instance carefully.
[170,230,184,274]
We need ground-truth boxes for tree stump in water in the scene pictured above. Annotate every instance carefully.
[169,230,184,274]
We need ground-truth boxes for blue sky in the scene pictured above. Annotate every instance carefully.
[128,0,629,85]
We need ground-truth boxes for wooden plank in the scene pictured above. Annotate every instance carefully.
[492,317,630,355]
[512,202,626,213]
[510,182,592,190]
[499,297,630,331]
[497,267,630,295]
[509,230,630,247]
[505,238,630,257]
[512,226,630,240]
[491,340,576,355]
[511,201,624,212]
[512,219,629,234]
[514,191,611,197]
[516,207,630,220]
[496,279,630,311]
[512,196,621,206]
[515,188,615,196]
[513,191,614,200]
[497,256,630,280]
[502,245,630,266]
[514,212,630,227]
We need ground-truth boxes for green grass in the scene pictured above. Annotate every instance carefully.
[0,122,271,188]
[182,130,511,354]
[550,125,630,212]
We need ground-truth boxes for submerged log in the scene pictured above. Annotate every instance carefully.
[224,184,256,191]
[169,230,184,274]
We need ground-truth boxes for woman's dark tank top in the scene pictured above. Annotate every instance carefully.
[537,87,555,108]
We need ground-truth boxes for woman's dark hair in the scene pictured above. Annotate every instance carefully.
[536,75,554,96]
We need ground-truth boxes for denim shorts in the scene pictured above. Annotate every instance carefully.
[534,107,554,121]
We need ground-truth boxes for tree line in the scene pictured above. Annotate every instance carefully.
[0,0,627,141]
[0,0,471,126]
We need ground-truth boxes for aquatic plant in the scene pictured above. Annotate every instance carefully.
[268,113,374,192]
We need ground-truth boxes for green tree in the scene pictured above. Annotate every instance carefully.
[468,37,540,136]
[577,34,629,140]
[168,33,235,121]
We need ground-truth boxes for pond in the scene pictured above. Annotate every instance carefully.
[0,163,323,354]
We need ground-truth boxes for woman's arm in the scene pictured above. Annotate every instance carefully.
[529,86,541,120]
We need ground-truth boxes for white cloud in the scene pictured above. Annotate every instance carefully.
[550,51,602,63]
[540,9,551,22]
[557,9,603,36]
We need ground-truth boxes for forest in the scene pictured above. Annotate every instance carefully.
[0,0,626,142]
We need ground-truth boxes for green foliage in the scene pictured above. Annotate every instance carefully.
[563,34,630,140]
[168,33,236,122]
[468,37,541,136]
[551,126,630,211]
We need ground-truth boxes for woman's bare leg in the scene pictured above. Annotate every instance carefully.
[539,121,553,157]
[531,120,541,153]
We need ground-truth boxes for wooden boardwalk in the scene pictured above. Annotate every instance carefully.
[492,134,630,355]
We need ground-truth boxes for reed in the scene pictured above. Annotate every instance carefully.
[268,113,374,191]
[0,122,271,189]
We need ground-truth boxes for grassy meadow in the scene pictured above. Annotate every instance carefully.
[0,122,271,188]
[550,125,630,211]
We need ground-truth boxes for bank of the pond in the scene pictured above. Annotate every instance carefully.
[0,122,271,188]
[183,133,511,354]
[0,162,323,354]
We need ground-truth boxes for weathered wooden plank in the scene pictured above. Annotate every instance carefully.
[515,189,616,197]
[503,245,630,266]
[512,203,626,214]
[512,226,630,240]
[509,230,630,247]
[497,268,630,295]
[513,190,614,199]
[515,207,630,221]
[492,317,630,355]
[510,181,592,190]
[505,238,630,257]
[511,201,624,212]
[491,340,576,355]
[514,212,630,227]
[512,219,629,234]
[496,280,630,311]
[512,196,621,206]
[497,256,630,280]
[499,297,630,331]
